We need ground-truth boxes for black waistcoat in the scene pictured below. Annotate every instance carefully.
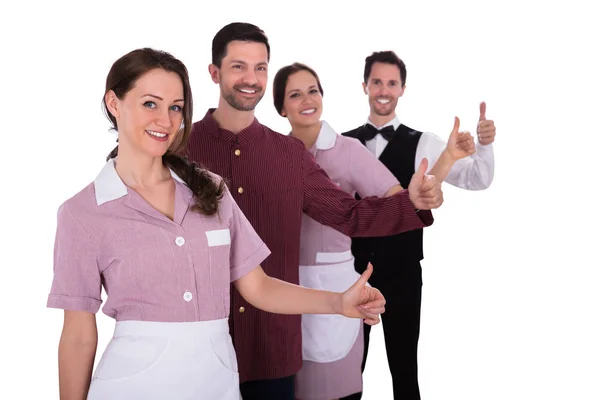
[342,123,424,272]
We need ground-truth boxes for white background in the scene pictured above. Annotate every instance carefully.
[1,0,599,399]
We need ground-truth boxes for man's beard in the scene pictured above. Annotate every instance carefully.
[372,97,396,116]
[223,84,264,111]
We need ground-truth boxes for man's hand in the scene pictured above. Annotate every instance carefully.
[407,158,443,210]
[477,101,496,145]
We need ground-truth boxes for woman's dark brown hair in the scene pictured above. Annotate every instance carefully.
[273,62,324,116]
[103,47,224,215]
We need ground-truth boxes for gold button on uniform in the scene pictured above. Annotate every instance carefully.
[234,149,241,156]
[238,187,244,194]
[239,306,245,313]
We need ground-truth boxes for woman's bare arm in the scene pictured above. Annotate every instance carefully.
[234,264,385,324]
[58,310,98,400]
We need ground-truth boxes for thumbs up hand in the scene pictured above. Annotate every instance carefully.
[341,263,386,325]
[477,101,496,145]
[407,158,443,210]
[446,116,476,161]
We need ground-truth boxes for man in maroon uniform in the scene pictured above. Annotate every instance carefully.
[185,22,444,400]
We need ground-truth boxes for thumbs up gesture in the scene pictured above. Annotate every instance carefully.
[341,263,386,325]
[477,101,496,145]
[446,116,476,161]
[407,158,443,210]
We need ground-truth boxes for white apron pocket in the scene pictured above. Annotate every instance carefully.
[299,260,362,363]
[93,335,169,381]
[210,331,239,373]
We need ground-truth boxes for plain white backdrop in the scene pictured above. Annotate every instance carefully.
[1,0,599,399]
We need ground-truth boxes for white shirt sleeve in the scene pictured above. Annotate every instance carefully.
[415,132,495,190]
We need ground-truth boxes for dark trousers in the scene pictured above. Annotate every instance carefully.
[342,261,423,400]
[240,375,295,400]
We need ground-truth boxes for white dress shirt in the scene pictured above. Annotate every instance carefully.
[365,116,494,190]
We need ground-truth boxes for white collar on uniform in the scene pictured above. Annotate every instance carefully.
[315,120,338,150]
[365,115,401,131]
[94,158,185,206]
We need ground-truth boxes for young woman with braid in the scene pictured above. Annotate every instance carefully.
[46,48,387,400]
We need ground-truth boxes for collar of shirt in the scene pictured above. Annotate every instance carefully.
[314,120,338,151]
[365,115,401,132]
[201,108,264,146]
[94,158,186,206]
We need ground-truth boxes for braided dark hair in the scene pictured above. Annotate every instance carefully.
[103,48,224,215]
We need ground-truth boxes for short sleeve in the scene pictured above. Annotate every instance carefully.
[46,203,102,314]
[347,138,400,197]
[225,188,271,282]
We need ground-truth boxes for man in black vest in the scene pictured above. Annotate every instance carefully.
[340,51,496,399]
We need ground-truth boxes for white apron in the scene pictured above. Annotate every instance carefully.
[87,318,241,400]
[299,255,362,363]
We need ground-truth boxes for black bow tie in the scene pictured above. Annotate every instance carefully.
[362,124,395,141]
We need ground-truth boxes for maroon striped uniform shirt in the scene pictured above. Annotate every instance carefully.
[186,109,434,383]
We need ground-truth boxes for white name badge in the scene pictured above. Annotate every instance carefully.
[205,229,231,247]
